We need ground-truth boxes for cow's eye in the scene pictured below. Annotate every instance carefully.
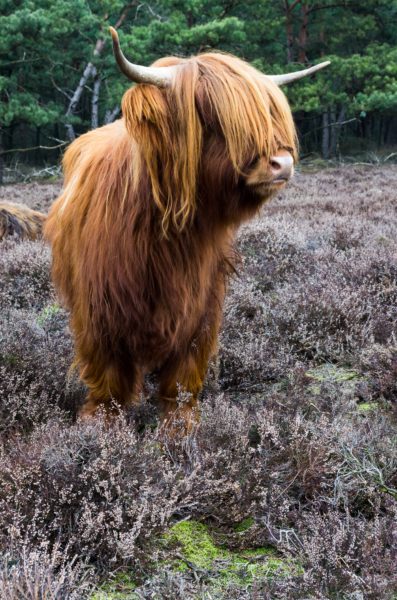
[247,154,260,168]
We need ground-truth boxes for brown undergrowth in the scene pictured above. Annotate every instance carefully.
[0,165,396,598]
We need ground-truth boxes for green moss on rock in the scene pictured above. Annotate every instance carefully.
[305,364,367,400]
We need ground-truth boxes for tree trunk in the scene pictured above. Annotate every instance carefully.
[63,3,135,140]
[337,105,346,154]
[329,108,337,156]
[298,1,309,63]
[65,61,99,141]
[378,115,384,148]
[284,2,295,62]
[322,110,330,159]
[91,70,101,130]
[284,1,302,62]
[324,105,346,157]
[384,117,394,144]
[104,106,121,124]
[0,131,4,186]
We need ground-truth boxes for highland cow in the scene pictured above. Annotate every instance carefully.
[0,202,46,241]
[4,29,329,430]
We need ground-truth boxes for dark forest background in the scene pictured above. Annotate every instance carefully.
[1,0,397,182]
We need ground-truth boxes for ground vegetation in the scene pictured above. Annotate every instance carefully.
[0,166,396,598]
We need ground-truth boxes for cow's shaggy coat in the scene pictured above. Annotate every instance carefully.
[0,202,46,242]
[44,52,297,424]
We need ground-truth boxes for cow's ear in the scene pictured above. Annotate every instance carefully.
[122,85,169,138]
[122,81,202,235]
[122,85,174,232]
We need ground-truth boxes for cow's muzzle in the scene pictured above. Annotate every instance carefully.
[269,151,294,183]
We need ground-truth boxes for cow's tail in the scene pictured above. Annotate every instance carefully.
[0,202,47,242]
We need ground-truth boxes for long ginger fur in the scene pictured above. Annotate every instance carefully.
[44,51,297,423]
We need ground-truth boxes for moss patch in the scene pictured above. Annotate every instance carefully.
[91,573,137,600]
[162,520,296,586]
[306,365,360,383]
[305,364,366,398]
[234,516,255,533]
[36,302,61,327]
[93,520,298,598]
[357,401,378,413]
[164,520,221,570]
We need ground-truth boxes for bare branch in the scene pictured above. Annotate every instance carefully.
[0,141,68,155]
[2,56,42,67]
[22,165,62,183]
[134,2,164,22]
[308,1,352,14]
[50,77,72,101]
[303,117,358,137]
[114,2,139,28]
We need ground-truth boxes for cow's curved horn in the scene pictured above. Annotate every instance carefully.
[268,61,330,85]
[109,27,176,87]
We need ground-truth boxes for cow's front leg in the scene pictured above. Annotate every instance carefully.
[158,308,223,436]
[157,352,203,435]
[76,343,142,418]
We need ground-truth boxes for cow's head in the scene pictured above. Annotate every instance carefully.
[110,28,329,230]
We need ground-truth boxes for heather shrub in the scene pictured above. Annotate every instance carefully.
[0,545,92,600]
[0,392,396,596]
[0,368,65,434]
[220,168,397,391]
[126,569,202,599]
[267,248,396,361]
[359,345,397,405]
[292,507,397,599]
[0,181,62,213]
[0,239,83,431]
[0,167,396,596]
[0,417,181,571]
[0,239,53,310]
[243,506,397,600]
[0,308,81,432]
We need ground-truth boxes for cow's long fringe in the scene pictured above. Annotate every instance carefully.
[122,52,297,234]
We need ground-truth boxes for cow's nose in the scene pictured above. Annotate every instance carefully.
[269,151,294,182]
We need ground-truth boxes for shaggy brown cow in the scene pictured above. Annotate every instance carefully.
[6,29,329,430]
[0,202,46,241]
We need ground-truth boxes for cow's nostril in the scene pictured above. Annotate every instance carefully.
[270,159,282,172]
[269,153,294,181]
